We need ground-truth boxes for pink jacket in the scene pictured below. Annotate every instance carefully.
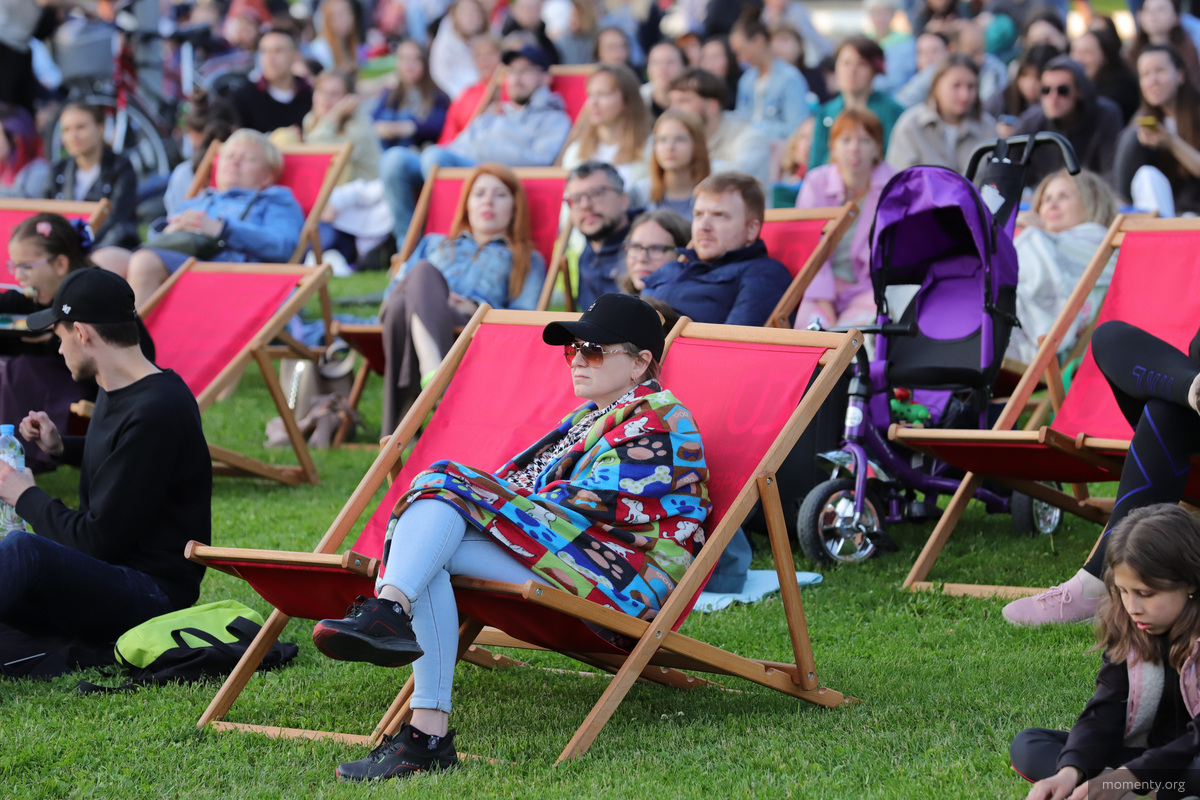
[796,161,897,304]
[1126,639,1200,745]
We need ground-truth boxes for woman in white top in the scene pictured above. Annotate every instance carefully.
[428,0,488,100]
[559,63,650,192]
[1007,169,1119,364]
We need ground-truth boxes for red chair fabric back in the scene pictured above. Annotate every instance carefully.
[0,208,95,285]
[1052,231,1200,440]
[209,150,337,217]
[759,217,828,278]
[353,321,578,558]
[422,172,566,266]
[550,72,590,122]
[143,270,299,396]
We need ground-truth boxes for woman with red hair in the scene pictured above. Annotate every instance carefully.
[0,105,46,199]
[796,108,898,329]
[381,163,546,431]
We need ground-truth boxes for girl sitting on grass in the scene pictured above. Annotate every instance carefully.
[1011,504,1200,800]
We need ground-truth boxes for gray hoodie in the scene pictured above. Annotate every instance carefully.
[447,86,573,167]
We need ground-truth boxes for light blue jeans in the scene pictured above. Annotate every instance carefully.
[375,498,546,712]
[380,146,478,241]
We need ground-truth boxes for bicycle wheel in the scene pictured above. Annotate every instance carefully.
[48,93,178,183]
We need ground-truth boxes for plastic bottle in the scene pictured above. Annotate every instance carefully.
[0,424,25,535]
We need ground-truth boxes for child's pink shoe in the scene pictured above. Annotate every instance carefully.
[1002,574,1100,625]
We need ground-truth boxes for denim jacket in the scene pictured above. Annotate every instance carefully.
[158,185,304,263]
[733,58,811,142]
[388,232,546,310]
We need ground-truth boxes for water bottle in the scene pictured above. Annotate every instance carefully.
[0,424,25,535]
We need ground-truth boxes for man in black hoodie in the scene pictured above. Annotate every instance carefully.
[1012,54,1124,188]
[0,270,211,677]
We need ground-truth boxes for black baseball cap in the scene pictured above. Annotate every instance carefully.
[502,44,551,71]
[543,293,665,362]
[27,268,138,331]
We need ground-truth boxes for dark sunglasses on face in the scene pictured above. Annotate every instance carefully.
[563,341,627,367]
[1041,84,1072,97]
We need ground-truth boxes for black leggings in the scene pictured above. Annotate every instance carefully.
[1082,321,1200,577]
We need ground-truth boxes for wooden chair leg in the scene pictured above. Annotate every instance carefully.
[758,474,818,690]
[903,472,982,590]
[199,608,293,728]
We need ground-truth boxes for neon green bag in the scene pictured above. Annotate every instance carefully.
[114,600,265,670]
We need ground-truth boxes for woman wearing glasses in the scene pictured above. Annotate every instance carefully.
[0,214,153,472]
[313,293,709,783]
[618,209,689,297]
[635,109,711,221]
[381,163,546,433]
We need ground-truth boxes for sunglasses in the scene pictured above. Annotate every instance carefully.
[1040,84,1072,97]
[563,341,628,367]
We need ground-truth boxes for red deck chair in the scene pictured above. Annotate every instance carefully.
[333,166,568,443]
[185,142,353,264]
[185,309,859,760]
[139,260,334,485]
[0,199,111,285]
[760,203,858,328]
[890,215,1200,598]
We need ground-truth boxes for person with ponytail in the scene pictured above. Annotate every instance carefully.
[0,214,153,472]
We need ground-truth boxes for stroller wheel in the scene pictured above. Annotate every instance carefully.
[797,478,885,564]
[1011,484,1063,536]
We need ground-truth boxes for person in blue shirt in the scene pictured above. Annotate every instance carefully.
[371,39,450,150]
[381,163,546,432]
[729,9,810,142]
[89,130,304,307]
[642,172,792,327]
[568,162,637,309]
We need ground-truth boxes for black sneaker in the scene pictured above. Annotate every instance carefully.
[312,595,425,667]
[336,723,459,781]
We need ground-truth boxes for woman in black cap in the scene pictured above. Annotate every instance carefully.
[312,293,711,783]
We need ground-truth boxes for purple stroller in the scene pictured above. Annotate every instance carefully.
[797,134,1078,564]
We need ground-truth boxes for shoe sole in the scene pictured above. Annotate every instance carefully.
[312,623,425,668]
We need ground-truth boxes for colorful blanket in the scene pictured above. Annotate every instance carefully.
[382,382,710,619]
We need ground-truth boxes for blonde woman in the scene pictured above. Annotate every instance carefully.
[636,109,710,219]
[1008,169,1120,363]
[560,63,651,191]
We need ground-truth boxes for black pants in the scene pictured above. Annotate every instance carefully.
[1010,727,1200,799]
[1082,321,1200,577]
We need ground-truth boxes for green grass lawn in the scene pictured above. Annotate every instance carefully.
[0,274,1109,798]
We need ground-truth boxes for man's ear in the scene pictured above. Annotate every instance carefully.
[746,217,762,244]
[73,321,93,345]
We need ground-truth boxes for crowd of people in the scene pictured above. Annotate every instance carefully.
[4,0,1200,795]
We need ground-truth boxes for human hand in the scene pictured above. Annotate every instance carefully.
[1026,767,1080,800]
[333,95,359,122]
[20,410,63,457]
[448,292,479,317]
[165,210,222,237]
[1016,209,1043,230]
[0,461,34,508]
[1137,124,1171,150]
[1070,768,1139,800]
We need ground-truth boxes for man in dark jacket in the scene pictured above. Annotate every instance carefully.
[1012,55,1124,188]
[567,162,637,309]
[0,270,211,678]
[230,28,313,133]
[642,172,791,327]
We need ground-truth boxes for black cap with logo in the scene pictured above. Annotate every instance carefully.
[542,293,666,362]
[26,268,138,331]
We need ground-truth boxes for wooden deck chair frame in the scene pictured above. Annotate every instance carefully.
[334,166,570,445]
[184,141,353,264]
[761,202,858,329]
[139,260,334,486]
[891,215,1200,599]
[185,309,861,761]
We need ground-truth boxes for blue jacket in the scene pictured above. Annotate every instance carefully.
[388,232,546,310]
[641,240,791,327]
[371,89,450,149]
[577,217,633,309]
[733,59,811,142]
[156,186,305,263]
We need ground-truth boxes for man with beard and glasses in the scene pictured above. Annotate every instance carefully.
[567,162,645,308]
[0,269,211,679]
